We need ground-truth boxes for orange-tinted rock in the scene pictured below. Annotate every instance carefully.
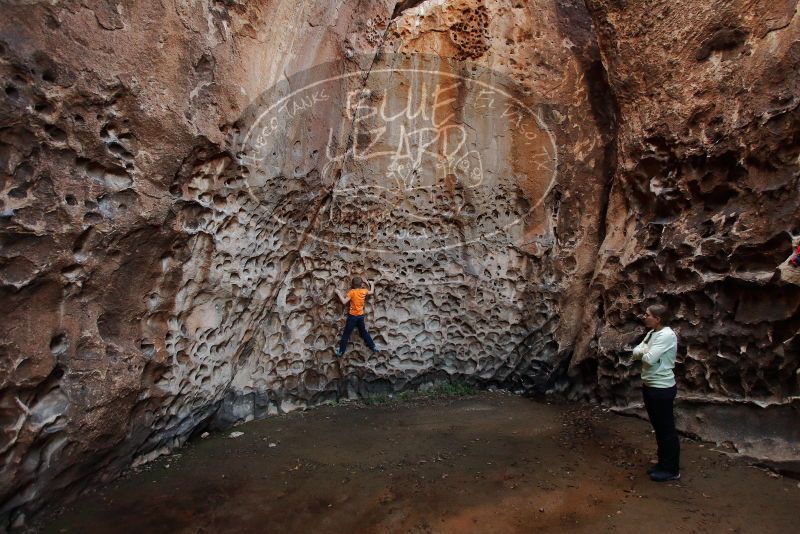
[1,0,798,528]
[572,0,800,461]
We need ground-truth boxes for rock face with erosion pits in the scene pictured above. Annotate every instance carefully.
[0,0,798,527]
[571,0,800,463]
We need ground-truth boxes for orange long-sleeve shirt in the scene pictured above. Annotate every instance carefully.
[347,288,369,315]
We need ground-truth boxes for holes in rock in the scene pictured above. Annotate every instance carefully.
[703,184,739,210]
[103,170,132,191]
[44,124,66,142]
[52,364,65,380]
[142,360,169,387]
[44,14,60,29]
[731,233,793,272]
[698,220,715,238]
[49,333,68,355]
[34,102,54,114]
[695,27,747,61]
[139,340,156,358]
[61,265,84,282]
[194,53,215,80]
[72,226,95,256]
[96,313,121,341]
[8,184,30,199]
[107,142,134,161]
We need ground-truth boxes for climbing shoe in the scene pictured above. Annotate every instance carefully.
[334,347,343,358]
[649,470,680,482]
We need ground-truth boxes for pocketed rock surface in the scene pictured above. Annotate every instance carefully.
[40,393,800,534]
[571,0,800,464]
[1,0,798,526]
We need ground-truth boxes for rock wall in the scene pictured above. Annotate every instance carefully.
[0,0,397,525]
[0,0,798,528]
[0,0,612,525]
[572,0,800,462]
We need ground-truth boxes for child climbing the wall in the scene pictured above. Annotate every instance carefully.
[334,276,378,357]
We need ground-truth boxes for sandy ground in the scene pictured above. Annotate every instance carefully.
[41,392,798,533]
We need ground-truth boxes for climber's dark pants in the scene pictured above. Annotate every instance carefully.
[642,384,680,474]
[338,314,375,354]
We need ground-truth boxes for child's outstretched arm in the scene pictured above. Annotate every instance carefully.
[335,289,350,305]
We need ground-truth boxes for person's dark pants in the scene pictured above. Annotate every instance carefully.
[338,314,375,354]
[642,384,680,474]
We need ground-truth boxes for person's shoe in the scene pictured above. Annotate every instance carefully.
[646,463,661,475]
[649,469,680,482]
[370,345,379,353]
[334,347,343,358]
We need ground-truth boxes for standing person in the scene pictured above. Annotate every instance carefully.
[334,276,379,357]
[631,303,680,482]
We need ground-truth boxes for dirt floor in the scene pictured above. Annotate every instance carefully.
[41,391,798,533]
